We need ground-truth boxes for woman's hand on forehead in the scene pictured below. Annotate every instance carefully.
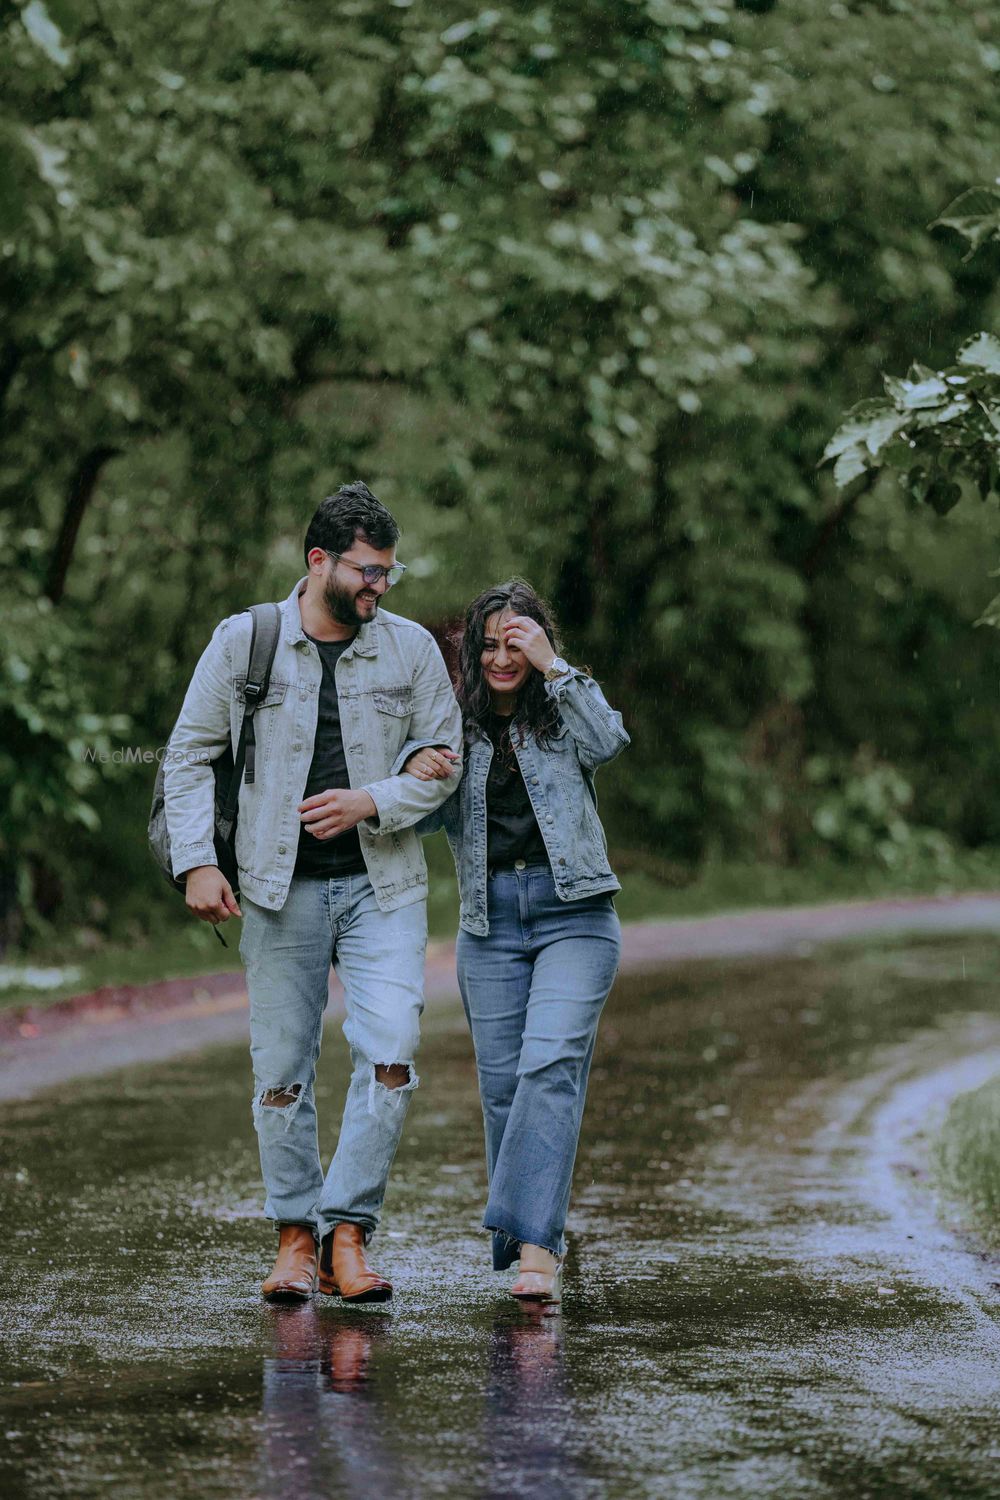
[502,615,556,673]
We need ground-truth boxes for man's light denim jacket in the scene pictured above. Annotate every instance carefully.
[398,669,629,936]
[163,579,463,913]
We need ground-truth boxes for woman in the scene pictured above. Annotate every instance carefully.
[402,580,629,1302]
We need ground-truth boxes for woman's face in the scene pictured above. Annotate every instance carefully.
[481,608,532,700]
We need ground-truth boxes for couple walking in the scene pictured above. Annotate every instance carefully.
[163,482,629,1306]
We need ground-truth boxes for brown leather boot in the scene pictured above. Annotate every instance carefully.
[318,1223,392,1303]
[261,1225,318,1302]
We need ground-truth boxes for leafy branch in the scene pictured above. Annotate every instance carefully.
[822,182,1000,614]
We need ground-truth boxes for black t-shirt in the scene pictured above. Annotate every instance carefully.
[485,712,550,870]
[294,633,368,878]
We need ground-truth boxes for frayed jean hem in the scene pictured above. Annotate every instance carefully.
[485,1218,566,1271]
[315,1211,379,1248]
[267,1217,320,1244]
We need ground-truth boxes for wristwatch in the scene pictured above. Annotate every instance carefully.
[544,656,571,683]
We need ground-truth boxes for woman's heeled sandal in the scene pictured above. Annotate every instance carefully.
[509,1263,563,1304]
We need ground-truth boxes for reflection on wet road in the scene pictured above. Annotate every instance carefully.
[3,934,1000,1497]
[259,1301,568,1498]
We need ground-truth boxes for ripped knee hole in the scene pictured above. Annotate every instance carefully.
[373,1062,412,1090]
[260,1083,303,1108]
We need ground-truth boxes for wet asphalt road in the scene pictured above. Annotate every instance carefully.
[3,932,1000,1498]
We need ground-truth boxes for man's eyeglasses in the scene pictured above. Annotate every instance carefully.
[326,552,407,588]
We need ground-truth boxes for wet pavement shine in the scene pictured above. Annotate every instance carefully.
[3,932,1000,1498]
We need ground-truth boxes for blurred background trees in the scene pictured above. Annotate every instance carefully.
[3,0,1000,951]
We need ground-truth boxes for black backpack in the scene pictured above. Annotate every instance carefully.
[148,603,282,933]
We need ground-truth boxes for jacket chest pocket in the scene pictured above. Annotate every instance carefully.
[234,677,289,710]
[233,678,290,768]
[370,686,413,753]
[371,687,413,717]
[546,721,578,782]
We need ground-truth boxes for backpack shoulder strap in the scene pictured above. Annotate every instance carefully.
[239,602,282,786]
[220,603,282,821]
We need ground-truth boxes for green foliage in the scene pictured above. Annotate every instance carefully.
[806,750,957,878]
[4,0,1000,943]
[824,181,1000,605]
[933,185,1000,260]
[0,557,131,941]
[822,340,1000,514]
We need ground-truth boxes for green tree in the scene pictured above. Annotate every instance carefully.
[4,0,1000,943]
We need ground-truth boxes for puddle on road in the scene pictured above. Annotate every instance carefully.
[2,935,1000,1498]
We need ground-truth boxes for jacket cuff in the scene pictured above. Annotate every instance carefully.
[543,666,584,701]
[171,842,218,879]
[389,739,452,778]
[362,778,401,834]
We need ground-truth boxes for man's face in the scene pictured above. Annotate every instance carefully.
[312,537,397,627]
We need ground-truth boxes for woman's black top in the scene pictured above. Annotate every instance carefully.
[485,712,551,869]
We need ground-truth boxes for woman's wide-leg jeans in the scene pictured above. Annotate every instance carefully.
[456,865,621,1269]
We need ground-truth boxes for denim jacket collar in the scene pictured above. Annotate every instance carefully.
[280,578,379,657]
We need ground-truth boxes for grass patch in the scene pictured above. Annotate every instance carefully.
[0,922,244,1011]
[936,1077,1000,1251]
[5,841,1000,1013]
[610,845,1000,923]
[611,846,1000,924]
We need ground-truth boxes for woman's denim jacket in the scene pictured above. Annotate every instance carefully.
[395,668,629,936]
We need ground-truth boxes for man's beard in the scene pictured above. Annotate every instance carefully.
[323,574,376,628]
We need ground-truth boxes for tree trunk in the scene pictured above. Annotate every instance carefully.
[0,342,21,411]
[45,447,120,605]
[802,473,877,580]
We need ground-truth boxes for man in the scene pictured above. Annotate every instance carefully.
[163,481,461,1302]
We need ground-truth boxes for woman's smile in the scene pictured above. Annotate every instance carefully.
[482,608,532,697]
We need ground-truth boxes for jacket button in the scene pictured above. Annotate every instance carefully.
[278,845,287,855]
[292,743,302,752]
[558,857,567,865]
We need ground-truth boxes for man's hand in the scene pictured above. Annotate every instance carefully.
[403,747,460,781]
[299,787,377,840]
[186,865,242,923]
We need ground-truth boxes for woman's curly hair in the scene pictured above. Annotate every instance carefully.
[453,578,564,749]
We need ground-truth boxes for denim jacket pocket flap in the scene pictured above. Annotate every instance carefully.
[233,676,288,708]
[371,687,414,717]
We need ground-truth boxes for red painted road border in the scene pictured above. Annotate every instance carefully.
[3,895,1000,1102]
[5,893,1000,1047]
